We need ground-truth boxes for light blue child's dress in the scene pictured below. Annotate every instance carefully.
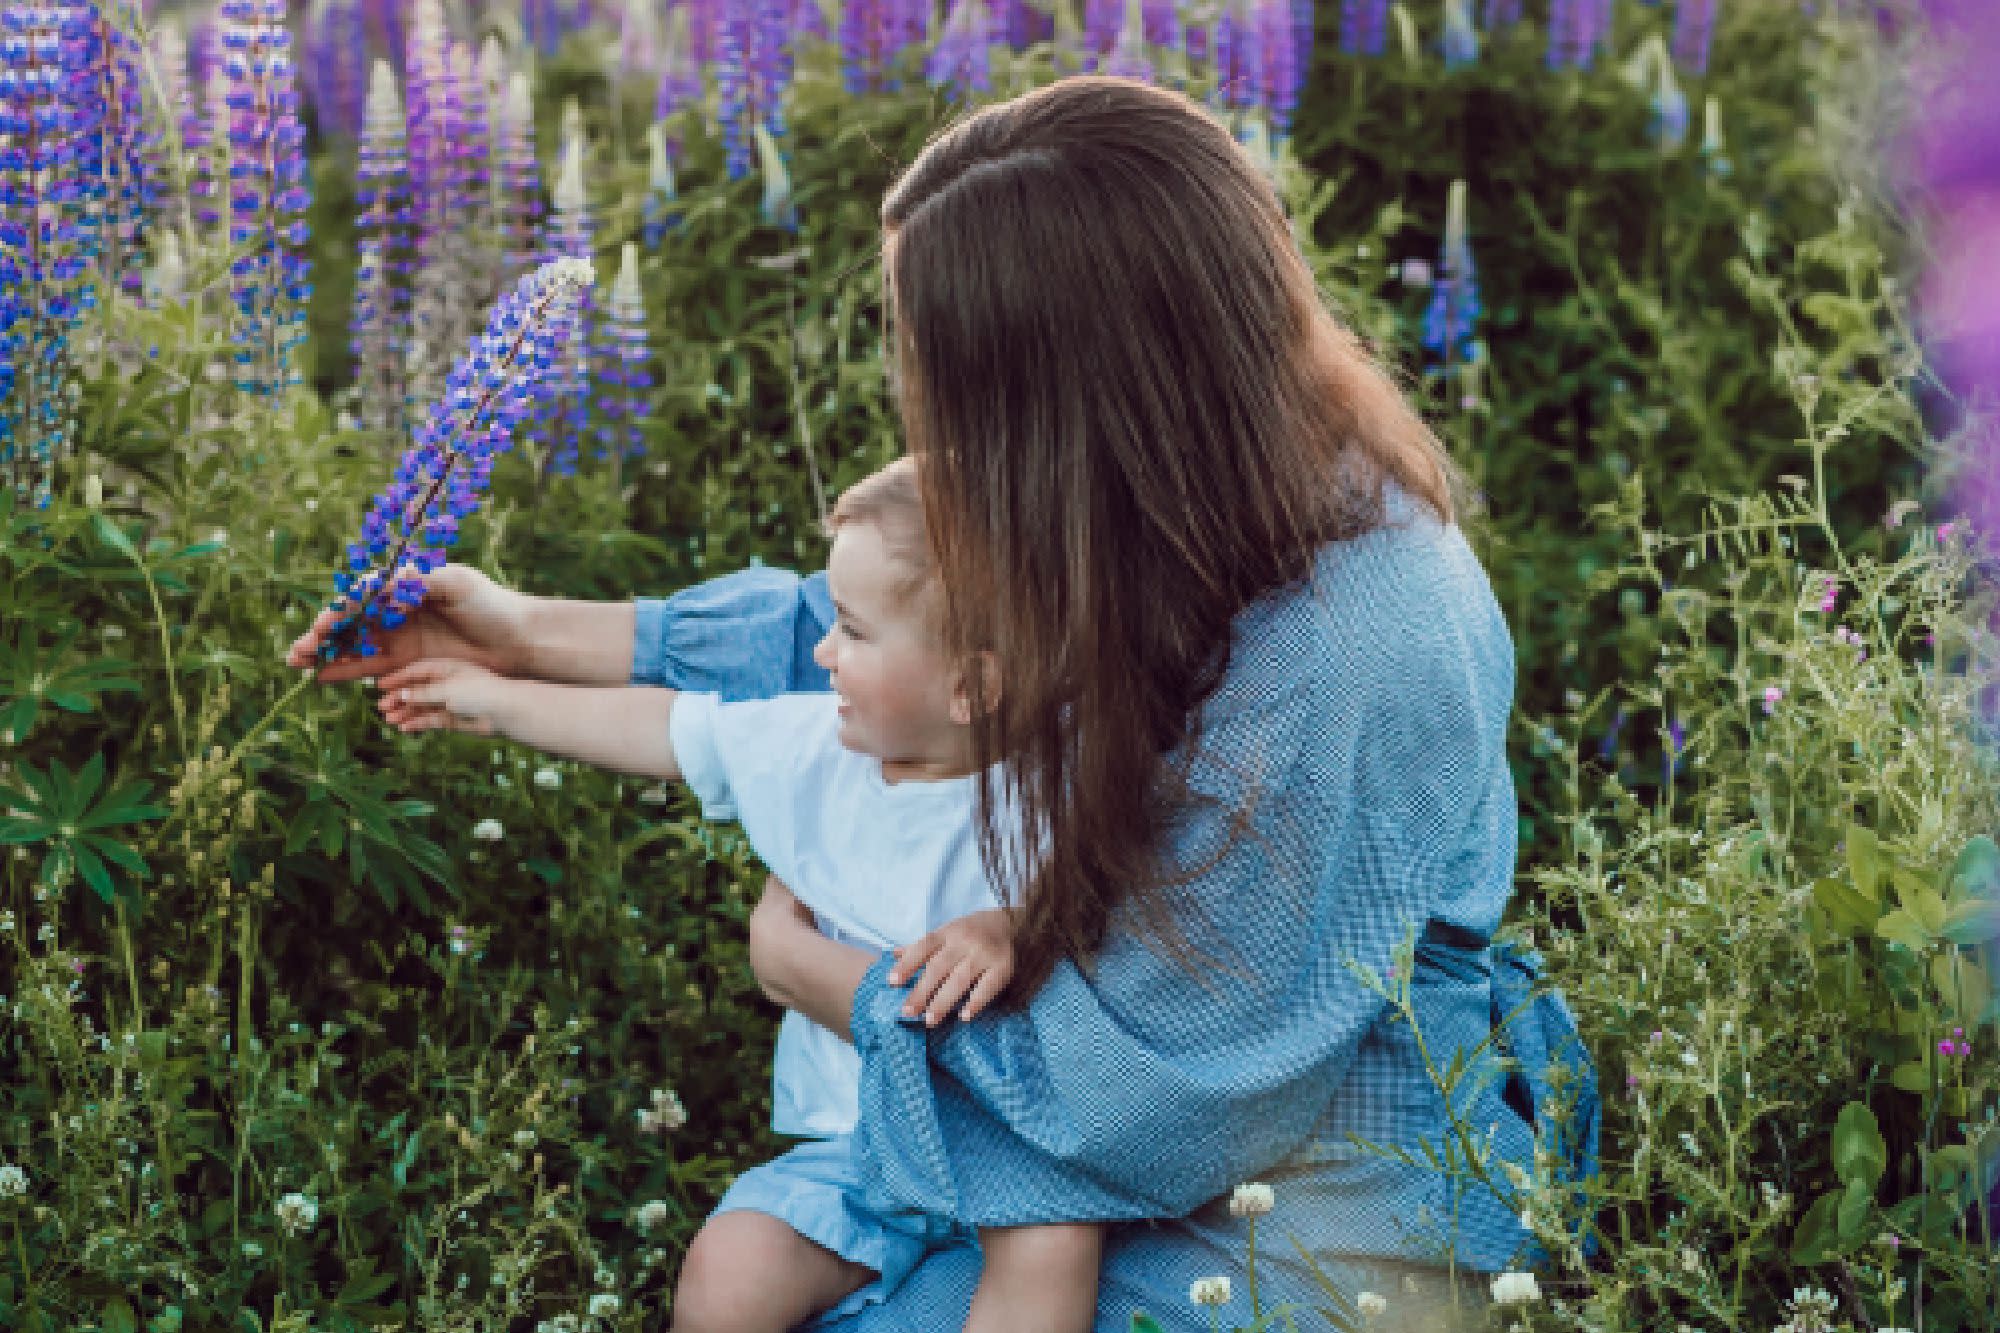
[633,490,1600,1331]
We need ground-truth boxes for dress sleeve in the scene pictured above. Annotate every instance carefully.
[630,565,834,699]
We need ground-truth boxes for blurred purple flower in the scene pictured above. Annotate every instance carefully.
[1340,0,1387,57]
[929,0,999,97]
[1547,0,1610,71]
[1671,0,1716,76]
[593,242,652,465]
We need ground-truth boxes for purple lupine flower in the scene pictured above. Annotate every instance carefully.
[1340,0,1388,57]
[304,0,370,140]
[751,0,794,137]
[324,256,595,663]
[1097,0,1155,83]
[1481,0,1523,26]
[616,0,661,82]
[592,242,652,463]
[1083,0,1120,62]
[190,66,229,231]
[350,59,408,436]
[655,3,702,129]
[1214,0,1266,116]
[642,122,680,247]
[995,0,1052,48]
[716,4,753,177]
[929,0,999,96]
[1256,0,1301,133]
[495,71,544,280]
[1442,0,1480,69]
[219,0,313,397]
[1547,0,1611,71]
[361,0,406,69]
[533,130,595,476]
[0,2,104,510]
[1421,180,1481,369]
[85,3,157,298]
[841,0,892,94]
[1671,0,1716,76]
[405,7,482,410]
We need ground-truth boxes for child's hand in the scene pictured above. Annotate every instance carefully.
[372,658,517,736]
[888,909,1014,1025]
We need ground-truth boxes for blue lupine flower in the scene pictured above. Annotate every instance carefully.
[1340,0,1388,57]
[1671,0,1715,76]
[1096,0,1156,83]
[496,71,544,280]
[531,127,596,476]
[1547,0,1611,71]
[1652,61,1689,151]
[592,242,653,464]
[0,2,106,510]
[928,0,998,98]
[715,4,754,179]
[325,257,594,662]
[1421,180,1481,369]
[1481,0,1523,26]
[1442,0,1480,69]
[218,0,313,397]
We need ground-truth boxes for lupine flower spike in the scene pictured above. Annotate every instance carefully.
[593,242,652,464]
[0,2,104,509]
[350,59,408,436]
[1652,59,1689,152]
[534,128,595,476]
[1340,0,1388,57]
[496,72,544,281]
[220,0,314,398]
[1547,0,1611,71]
[325,257,595,663]
[643,122,680,248]
[1098,0,1156,83]
[929,0,999,98]
[1672,0,1716,77]
[1442,0,1480,69]
[1482,0,1523,25]
[1422,179,1481,371]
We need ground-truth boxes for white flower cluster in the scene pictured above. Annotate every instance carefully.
[636,1087,687,1134]
[472,817,505,842]
[1227,1180,1273,1218]
[634,1198,671,1232]
[275,1191,319,1236]
[0,1163,27,1199]
[1489,1270,1541,1305]
[1357,1290,1388,1319]
[1188,1275,1232,1307]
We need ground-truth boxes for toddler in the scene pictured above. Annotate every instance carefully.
[379,457,1103,1332]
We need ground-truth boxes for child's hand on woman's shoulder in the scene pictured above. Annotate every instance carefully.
[889,909,1015,1026]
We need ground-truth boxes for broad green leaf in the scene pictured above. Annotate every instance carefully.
[1895,875,1949,936]
[1875,909,1931,952]
[1832,1101,1887,1188]
[1790,1189,1843,1264]
[1846,824,1884,902]
[1930,953,1989,1021]
[1835,1178,1874,1245]
[1812,878,1877,936]
[1950,835,2000,901]
[1890,1060,1930,1094]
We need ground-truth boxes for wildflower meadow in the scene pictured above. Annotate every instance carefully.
[1,0,1996,1330]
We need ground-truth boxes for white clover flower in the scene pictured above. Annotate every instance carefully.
[0,1164,27,1199]
[635,1199,670,1232]
[0,911,13,932]
[472,818,505,842]
[642,1087,688,1132]
[513,1129,538,1150]
[587,1294,620,1318]
[1188,1275,1231,1307]
[36,922,54,943]
[275,1191,319,1236]
[534,766,562,790]
[1489,1271,1541,1305]
[1357,1291,1388,1319]
[1228,1181,1274,1218]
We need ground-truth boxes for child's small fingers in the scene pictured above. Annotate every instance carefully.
[959,970,1009,1022]
[888,935,939,988]
[925,958,979,1026]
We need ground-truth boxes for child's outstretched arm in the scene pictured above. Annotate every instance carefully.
[887,909,1015,1026]
[372,658,683,781]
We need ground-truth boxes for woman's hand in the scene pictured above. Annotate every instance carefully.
[371,658,519,737]
[286,563,535,685]
[889,909,1015,1025]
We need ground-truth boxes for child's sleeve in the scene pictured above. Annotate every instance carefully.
[665,691,738,820]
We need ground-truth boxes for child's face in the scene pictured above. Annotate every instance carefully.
[811,524,967,776]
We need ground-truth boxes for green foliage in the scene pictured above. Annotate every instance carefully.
[3,2,1991,1330]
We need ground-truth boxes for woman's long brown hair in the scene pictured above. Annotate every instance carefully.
[881,76,1467,1003]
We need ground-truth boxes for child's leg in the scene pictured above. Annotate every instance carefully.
[963,1222,1104,1333]
[672,1209,877,1333]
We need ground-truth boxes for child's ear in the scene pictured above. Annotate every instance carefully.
[948,651,1001,727]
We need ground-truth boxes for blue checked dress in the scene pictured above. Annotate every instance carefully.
[633,490,1599,1331]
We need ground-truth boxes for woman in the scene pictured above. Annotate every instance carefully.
[293,76,1596,1330]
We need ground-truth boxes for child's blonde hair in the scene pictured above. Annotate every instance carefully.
[826,456,937,616]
